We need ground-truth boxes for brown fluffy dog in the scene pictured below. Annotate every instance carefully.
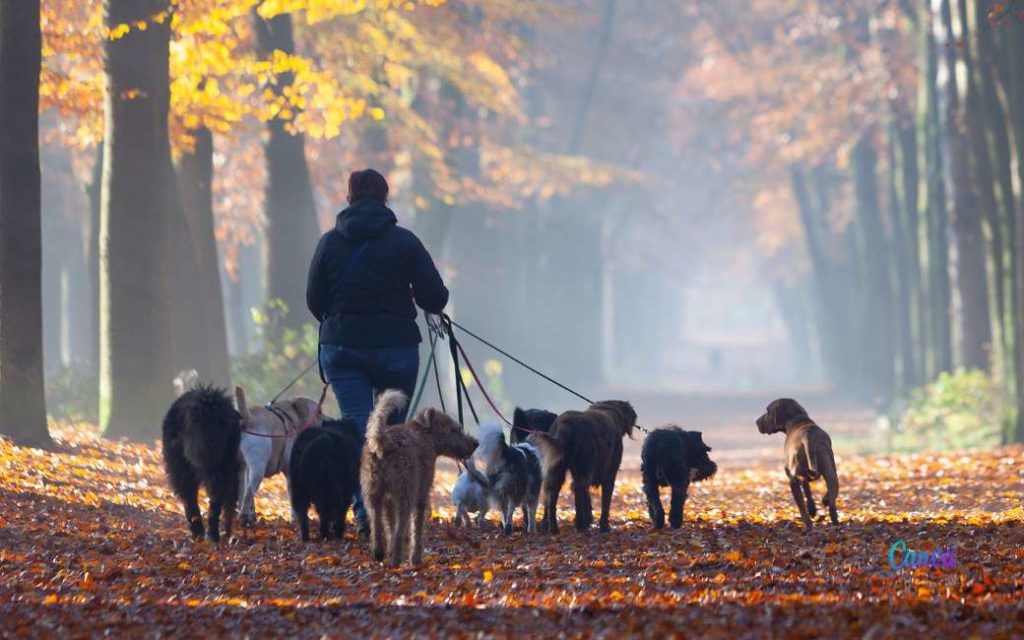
[756,398,840,529]
[361,390,478,566]
[531,400,636,533]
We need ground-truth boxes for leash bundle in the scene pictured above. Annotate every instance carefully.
[410,313,650,434]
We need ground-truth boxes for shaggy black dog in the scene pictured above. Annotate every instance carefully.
[531,400,636,533]
[161,385,241,542]
[641,427,717,529]
[477,422,543,533]
[511,407,558,445]
[289,418,361,541]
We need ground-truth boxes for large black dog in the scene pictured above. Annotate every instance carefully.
[641,427,717,529]
[511,407,558,445]
[161,385,241,542]
[531,401,636,533]
[289,418,361,541]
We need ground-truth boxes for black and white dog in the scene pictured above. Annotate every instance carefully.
[161,385,241,542]
[477,421,543,533]
[288,418,361,541]
[640,427,717,529]
[511,407,558,445]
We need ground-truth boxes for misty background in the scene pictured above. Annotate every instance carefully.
[21,0,1024,450]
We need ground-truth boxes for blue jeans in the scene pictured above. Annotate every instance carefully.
[319,344,420,528]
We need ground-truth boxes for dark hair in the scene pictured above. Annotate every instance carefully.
[347,169,389,204]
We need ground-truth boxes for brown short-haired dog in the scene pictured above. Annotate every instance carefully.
[361,390,478,567]
[756,398,840,529]
[531,400,636,533]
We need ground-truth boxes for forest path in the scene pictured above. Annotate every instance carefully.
[1,428,1022,637]
[602,388,879,467]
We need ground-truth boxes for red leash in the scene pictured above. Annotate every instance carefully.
[454,341,549,438]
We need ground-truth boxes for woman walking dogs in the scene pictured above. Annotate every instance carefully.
[307,169,450,537]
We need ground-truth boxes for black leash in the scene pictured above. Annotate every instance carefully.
[268,360,317,406]
[446,317,595,406]
[440,314,650,434]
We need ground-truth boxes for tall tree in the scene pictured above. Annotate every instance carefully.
[100,0,179,437]
[934,0,991,370]
[254,10,320,330]
[0,0,53,448]
[177,126,230,386]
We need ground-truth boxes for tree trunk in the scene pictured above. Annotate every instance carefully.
[100,0,180,438]
[85,144,103,377]
[177,127,231,387]
[897,118,924,387]
[0,0,53,448]
[851,133,894,401]
[921,3,953,377]
[886,127,916,393]
[254,11,320,331]
[934,0,991,371]
[1002,17,1024,441]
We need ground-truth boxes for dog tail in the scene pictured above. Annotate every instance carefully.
[476,421,507,474]
[181,385,241,473]
[234,386,251,421]
[365,389,408,457]
[803,439,820,480]
[463,459,491,489]
[528,431,565,471]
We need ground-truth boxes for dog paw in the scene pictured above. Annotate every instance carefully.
[372,548,385,563]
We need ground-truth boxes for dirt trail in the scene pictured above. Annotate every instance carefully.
[604,388,878,467]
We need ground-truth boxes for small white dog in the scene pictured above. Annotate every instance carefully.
[451,462,490,527]
[235,386,323,526]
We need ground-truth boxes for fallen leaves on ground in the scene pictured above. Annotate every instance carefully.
[1,427,1023,638]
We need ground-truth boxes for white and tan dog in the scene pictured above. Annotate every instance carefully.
[235,386,323,526]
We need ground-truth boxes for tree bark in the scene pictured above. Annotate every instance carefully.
[921,3,953,377]
[100,0,180,438]
[851,133,895,401]
[177,127,231,387]
[0,0,53,448]
[934,0,991,371]
[1001,17,1024,441]
[254,11,320,331]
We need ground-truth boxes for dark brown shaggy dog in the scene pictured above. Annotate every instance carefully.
[756,398,840,529]
[361,390,478,567]
[531,400,636,533]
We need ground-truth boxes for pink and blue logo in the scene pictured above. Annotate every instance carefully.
[888,540,957,572]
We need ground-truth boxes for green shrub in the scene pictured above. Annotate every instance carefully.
[897,368,1002,450]
[230,300,325,403]
[46,365,99,424]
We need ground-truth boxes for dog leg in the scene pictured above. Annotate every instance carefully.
[541,463,566,534]
[502,500,515,535]
[643,481,664,529]
[319,506,331,541]
[410,500,428,566]
[599,476,615,533]
[336,493,352,540]
[389,503,411,568]
[370,503,385,562]
[223,469,240,539]
[668,482,688,529]
[297,504,311,542]
[454,504,466,528]
[801,480,817,519]
[206,479,224,543]
[179,473,204,540]
[523,501,537,533]
[822,466,840,527]
[475,510,484,528]
[789,477,813,530]
[572,478,593,532]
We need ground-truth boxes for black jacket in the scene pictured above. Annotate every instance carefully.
[306,200,449,347]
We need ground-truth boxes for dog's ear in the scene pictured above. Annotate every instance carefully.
[235,386,251,420]
[595,400,637,436]
[773,398,809,427]
[513,407,526,426]
[291,398,320,427]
